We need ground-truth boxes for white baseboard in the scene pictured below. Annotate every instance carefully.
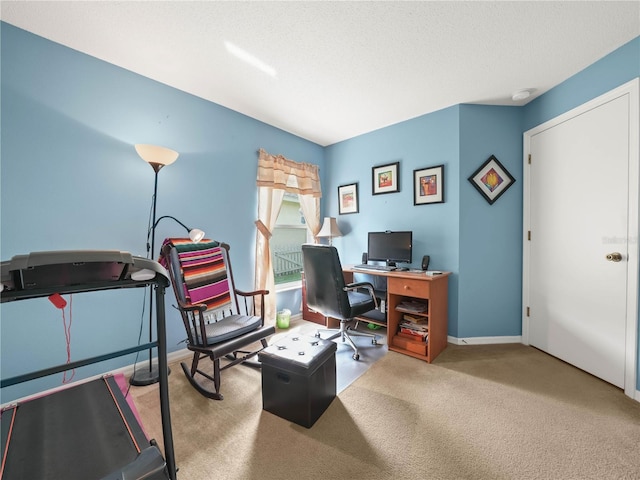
[447,335,523,345]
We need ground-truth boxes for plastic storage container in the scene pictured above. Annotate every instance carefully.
[276,308,291,329]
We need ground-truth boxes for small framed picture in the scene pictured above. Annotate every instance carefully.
[414,165,444,205]
[372,161,400,195]
[338,182,359,214]
[468,155,516,205]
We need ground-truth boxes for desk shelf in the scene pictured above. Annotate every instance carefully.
[354,299,387,328]
[357,316,387,328]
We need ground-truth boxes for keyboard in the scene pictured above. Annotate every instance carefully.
[354,264,396,271]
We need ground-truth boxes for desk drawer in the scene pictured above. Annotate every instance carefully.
[392,335,427,356]
[388,277,430,299]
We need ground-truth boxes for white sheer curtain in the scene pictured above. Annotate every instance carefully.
[255,149,322,322]
[298,194,321,242]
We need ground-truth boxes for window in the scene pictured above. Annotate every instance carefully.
[272,193,311,288]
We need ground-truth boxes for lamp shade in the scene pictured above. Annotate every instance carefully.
[317,217,343,239]
[188,228,206,243]
[135,144,179,172]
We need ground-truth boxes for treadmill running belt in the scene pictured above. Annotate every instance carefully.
[1,376,149,479]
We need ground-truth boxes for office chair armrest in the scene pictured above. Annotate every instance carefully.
[344,282,378,308]
[344,281,375,291]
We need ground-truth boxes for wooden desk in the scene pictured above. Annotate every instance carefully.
[343,267,450,363]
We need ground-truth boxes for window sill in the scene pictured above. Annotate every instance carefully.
[275,280,302,292]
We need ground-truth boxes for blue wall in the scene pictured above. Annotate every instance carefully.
[458,105,523,338]
[0,23,324,401]
[324,104,523,340]
[2,21,639,402]
[523,37,640,132]
[324,106,461,331]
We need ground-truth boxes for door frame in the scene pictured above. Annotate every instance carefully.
[522,78,639,400]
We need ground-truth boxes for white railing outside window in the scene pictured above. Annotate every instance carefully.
[272,226,307,285]
[273,244,303,280]
[271,193,313,288]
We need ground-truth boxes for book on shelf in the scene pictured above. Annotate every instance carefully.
[400,317,428,329]
[399,326,427,336]
[399,319,428,338]
[396,299,428,313]
[402,313,428,324]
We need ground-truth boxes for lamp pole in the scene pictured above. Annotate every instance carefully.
[130,163,165,386]
[130,144,178,387]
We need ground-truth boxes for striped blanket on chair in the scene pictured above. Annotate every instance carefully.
[160,238,233,316]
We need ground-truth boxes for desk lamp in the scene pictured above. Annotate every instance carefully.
[316,217,343,245]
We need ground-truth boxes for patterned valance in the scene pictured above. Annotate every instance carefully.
[256,149,322,197]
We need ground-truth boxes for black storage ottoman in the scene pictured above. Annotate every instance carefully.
[259,334,337,428]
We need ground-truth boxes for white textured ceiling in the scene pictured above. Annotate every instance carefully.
[2,1,639,146]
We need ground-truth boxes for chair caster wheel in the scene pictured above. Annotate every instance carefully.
[352,353,360,360]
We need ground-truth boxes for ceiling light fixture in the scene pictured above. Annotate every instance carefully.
[224,40,277,78]
[512,89,532,102]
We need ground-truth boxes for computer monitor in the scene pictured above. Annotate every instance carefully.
[367,231,412,267]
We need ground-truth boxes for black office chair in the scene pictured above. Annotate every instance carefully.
[302,244,380,360]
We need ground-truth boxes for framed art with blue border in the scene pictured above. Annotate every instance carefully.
[468,155,515,205]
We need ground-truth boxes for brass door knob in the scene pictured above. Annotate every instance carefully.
[606,252,623,262]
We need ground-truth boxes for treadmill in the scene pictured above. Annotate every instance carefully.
[0,250,177,480]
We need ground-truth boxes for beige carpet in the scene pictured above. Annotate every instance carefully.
[132,343,640,480]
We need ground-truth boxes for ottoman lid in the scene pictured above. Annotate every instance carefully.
[259,334,337,374]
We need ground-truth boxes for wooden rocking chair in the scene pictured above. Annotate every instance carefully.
[160,238,275,400]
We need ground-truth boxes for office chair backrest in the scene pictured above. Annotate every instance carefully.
[302,244,351,319]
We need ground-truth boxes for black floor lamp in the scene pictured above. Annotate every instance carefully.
[130,144,205,386]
